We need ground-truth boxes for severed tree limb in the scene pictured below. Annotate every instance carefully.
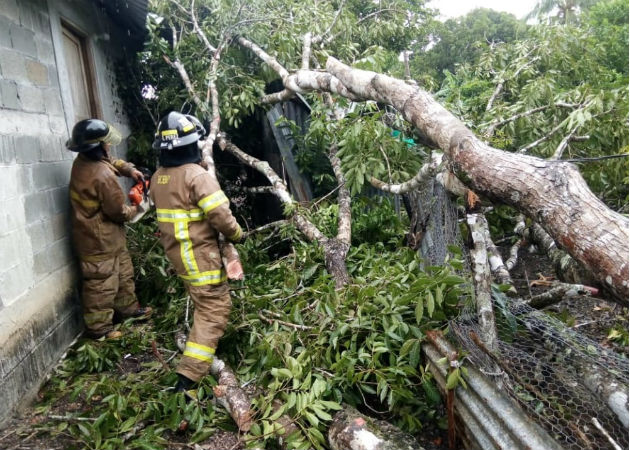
[209,357,253,431]
[246,186,275,194]
[466,213,499,353]
[236,51,628,300]
[524,223,595,287]
[526,282,599,308]
[328,144,352,288]
[328,405,425,450]
[243,220,288,238]
[369,153,441,194]
[505,238,525,271]
[480,218,514,288]
[216,134,351,287]
[517,120,566,153]
[551,125,578,160]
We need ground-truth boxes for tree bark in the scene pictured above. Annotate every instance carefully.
[328,405,424,450]
[320,58,628,304]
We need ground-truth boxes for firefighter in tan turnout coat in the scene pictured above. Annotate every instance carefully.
[67,119,152,339]
[150,112,243,392]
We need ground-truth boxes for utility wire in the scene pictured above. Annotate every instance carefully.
[550,153,629,163]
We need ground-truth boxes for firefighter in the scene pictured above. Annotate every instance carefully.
[150,111,243,394]
[67,118,152,339]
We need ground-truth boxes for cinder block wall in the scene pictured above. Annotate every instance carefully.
[0,0,136,425]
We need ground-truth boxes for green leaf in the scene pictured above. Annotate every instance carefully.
[415,299,424,323]
[426,291,435,318]
[446,368,460,390]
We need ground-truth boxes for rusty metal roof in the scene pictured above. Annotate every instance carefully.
[95,0,148,48]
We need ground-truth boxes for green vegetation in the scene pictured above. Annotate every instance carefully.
[28,199,469,449]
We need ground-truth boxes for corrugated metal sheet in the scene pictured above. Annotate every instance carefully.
[95,0,148,47]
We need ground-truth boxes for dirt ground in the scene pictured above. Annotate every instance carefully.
[0,250,626,450]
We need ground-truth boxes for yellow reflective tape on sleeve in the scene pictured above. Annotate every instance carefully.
[183,341,216,362]
[229,225,242,242]
[198,191,228,214]
[70,189,100,208]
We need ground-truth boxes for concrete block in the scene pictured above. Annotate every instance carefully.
[0,16,13,48]
[32,8,51,36]
[34,36,54,65]
[25,59,48,86]
[0,232,22,272]
[9,23,37,56]
[51,212,69,241]
[14,135,39,164]
[47,237,72,268]
[23,190,49,223]
[0,134,16,164]
[0,49,27,80]
[42,88,63,116]
[0,79,20,110]
[47,64,58,88]
[18,0,36,30]
[52,161,71,187]
[0,294,80,426]
[16,83,45,113]
[38,133,62,162]
[26,219,50,253]
[0,198,22,235]
[0,164,22,202]
[0,262,32,301]
[50,185,70,214]
[30,163,57,190]
[1,0,19,23]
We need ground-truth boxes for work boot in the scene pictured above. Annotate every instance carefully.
[85,327,123,340]
[115,306,153,323]
[105,330,123,339]
[175,374,198,402]
[130,306,153,320]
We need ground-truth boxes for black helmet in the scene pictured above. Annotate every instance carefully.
[66,119,122,152]
[152,112,204,151]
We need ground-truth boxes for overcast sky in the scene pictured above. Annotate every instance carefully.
[426,0,539,20]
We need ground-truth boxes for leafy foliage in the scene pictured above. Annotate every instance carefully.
[27,199,469,449]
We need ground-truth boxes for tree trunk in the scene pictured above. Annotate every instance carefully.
[320,58,628,304]
[328,405,425,450]
[324,238,350,289]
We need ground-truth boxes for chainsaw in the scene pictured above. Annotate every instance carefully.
[128,167,152,206]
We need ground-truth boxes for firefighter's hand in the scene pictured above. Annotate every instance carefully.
[131,169,144,182]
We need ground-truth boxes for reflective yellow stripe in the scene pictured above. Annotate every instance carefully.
[70,189,100,208]
[229,225,242,242]
[183,341,215,362]
[156,208,204,222]
[175,219,199,274]
[181,270,227,286]
[198,191,228,214]
[157,207,228,285]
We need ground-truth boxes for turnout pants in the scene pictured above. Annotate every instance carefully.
[177,282,232,382]
[80,250,139,336]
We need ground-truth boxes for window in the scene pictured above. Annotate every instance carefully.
[61,22,100,122]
